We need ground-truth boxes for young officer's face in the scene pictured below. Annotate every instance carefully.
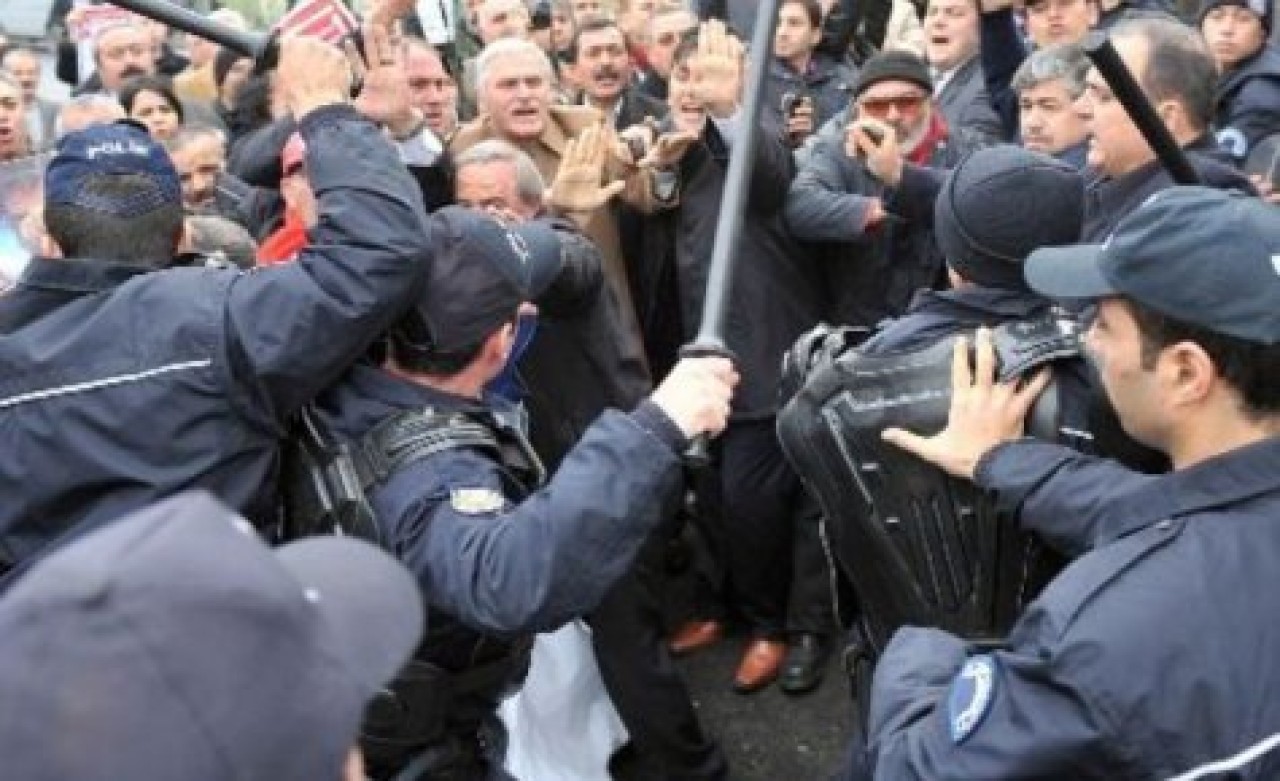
[1201,5,1267,71]
[1084,298,1166,449]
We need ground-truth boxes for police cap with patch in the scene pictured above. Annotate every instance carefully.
[1025,186,1280,345]
[0,491,423,781]
[410,206,563,354]
[45,120,182,217]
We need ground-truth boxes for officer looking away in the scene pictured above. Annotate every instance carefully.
[841,187,1280,778]
[308,207,737,779]
[0,36,431,579]
[0,491,424,781]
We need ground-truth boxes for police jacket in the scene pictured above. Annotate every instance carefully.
[667,116,824,420]
[785,120,967,326]
[850,435,1280,780]
[313,363,689,635]
[1212,44,1280,164]
[0,106,430,570]
[1081,135,1257,242]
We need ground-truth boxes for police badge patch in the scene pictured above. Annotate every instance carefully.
[947,655,997,744]
[449,488,505,514]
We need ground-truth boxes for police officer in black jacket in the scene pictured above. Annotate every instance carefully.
[308,207,738,780]
[1200,0,1280,164]
[0,36,431,580]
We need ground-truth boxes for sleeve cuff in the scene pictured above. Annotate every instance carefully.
[629,399,690,453]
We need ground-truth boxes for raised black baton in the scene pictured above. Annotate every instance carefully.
[106,0,278,69]
[681,0,783,463]
[1083,31,1200,185]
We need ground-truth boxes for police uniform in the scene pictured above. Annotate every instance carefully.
[0,112,429,578]
[302,210,699,779]
[845,187,1280,779]
[1212,44,1280,164]
[852,436,1280,779]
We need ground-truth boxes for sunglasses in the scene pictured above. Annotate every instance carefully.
[857,94,927,118]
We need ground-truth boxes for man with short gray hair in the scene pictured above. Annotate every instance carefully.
[1011,43,1090,165]
[451,37,665,385]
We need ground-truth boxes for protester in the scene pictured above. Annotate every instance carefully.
[119,75,185,142]
[164,126,228,212]
[765,0,856,148]
[55,93,127,138]
[1011,43,1090,165]
[924,0,1005,145]
[1,47,60,151]
[81,21,155,98]
[404,37,461,139]
[0,73,30,162]
[787,50,972,326]
[0,491,423,781]
[638,4,698,100]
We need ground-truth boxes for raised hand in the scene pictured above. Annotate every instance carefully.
[276,35,353,120]
[348,21,421,137]
[691,20,744,119]
[548,123,627,213]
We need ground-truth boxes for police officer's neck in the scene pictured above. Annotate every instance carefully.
[1163,403,1280,470]
[383,360,487,400]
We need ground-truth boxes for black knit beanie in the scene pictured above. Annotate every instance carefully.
[851,50,933,99]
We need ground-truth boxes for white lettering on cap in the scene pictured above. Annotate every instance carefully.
[83,139,153,160]
[505,229,531,266]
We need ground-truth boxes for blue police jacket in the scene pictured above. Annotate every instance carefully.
[849,434,1280,779]
[315,364,688,635]
[1213,44,1280,163]
[0,105,431,569]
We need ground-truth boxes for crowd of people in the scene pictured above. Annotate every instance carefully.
[0,0,1278,778]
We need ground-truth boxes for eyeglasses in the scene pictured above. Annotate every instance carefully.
[857,94,927,118]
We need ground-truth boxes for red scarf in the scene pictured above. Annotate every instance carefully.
[907,111,949,166]
[256,209,308,266]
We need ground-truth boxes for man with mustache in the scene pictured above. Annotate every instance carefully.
[71,21,156,99]
[572,17,667,128]
[164,126,227,213]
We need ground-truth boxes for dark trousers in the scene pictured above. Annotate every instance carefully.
[587,493,728,780]
[705,417,835,637]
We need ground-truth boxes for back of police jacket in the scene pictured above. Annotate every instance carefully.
[0,105,430,574]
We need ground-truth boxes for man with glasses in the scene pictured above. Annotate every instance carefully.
[786,50,973,327]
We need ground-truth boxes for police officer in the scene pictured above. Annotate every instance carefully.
[0,491,423,781]
[308,207,737,780]
[840,186,1280,778]
[1200,0,1280,164]
[0,36,431,578]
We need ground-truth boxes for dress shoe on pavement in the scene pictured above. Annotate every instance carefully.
[779,633,831,695]
[732,638,787,694]
[669,619,724,657]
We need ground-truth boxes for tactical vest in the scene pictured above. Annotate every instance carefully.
[777,315,1082,712]
[282,403,545,779]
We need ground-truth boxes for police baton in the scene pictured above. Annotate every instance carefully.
[1083,31,1200,185]
[681,0,783,465]
[106,0,278,69]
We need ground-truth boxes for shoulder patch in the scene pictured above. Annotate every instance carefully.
[449,488,505,515]
[947,655,997,744]
[1216,127,1248,160]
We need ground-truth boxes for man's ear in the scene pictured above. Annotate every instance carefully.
[1161,340,1215,411]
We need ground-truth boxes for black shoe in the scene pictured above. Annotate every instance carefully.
[779,633,831,695]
